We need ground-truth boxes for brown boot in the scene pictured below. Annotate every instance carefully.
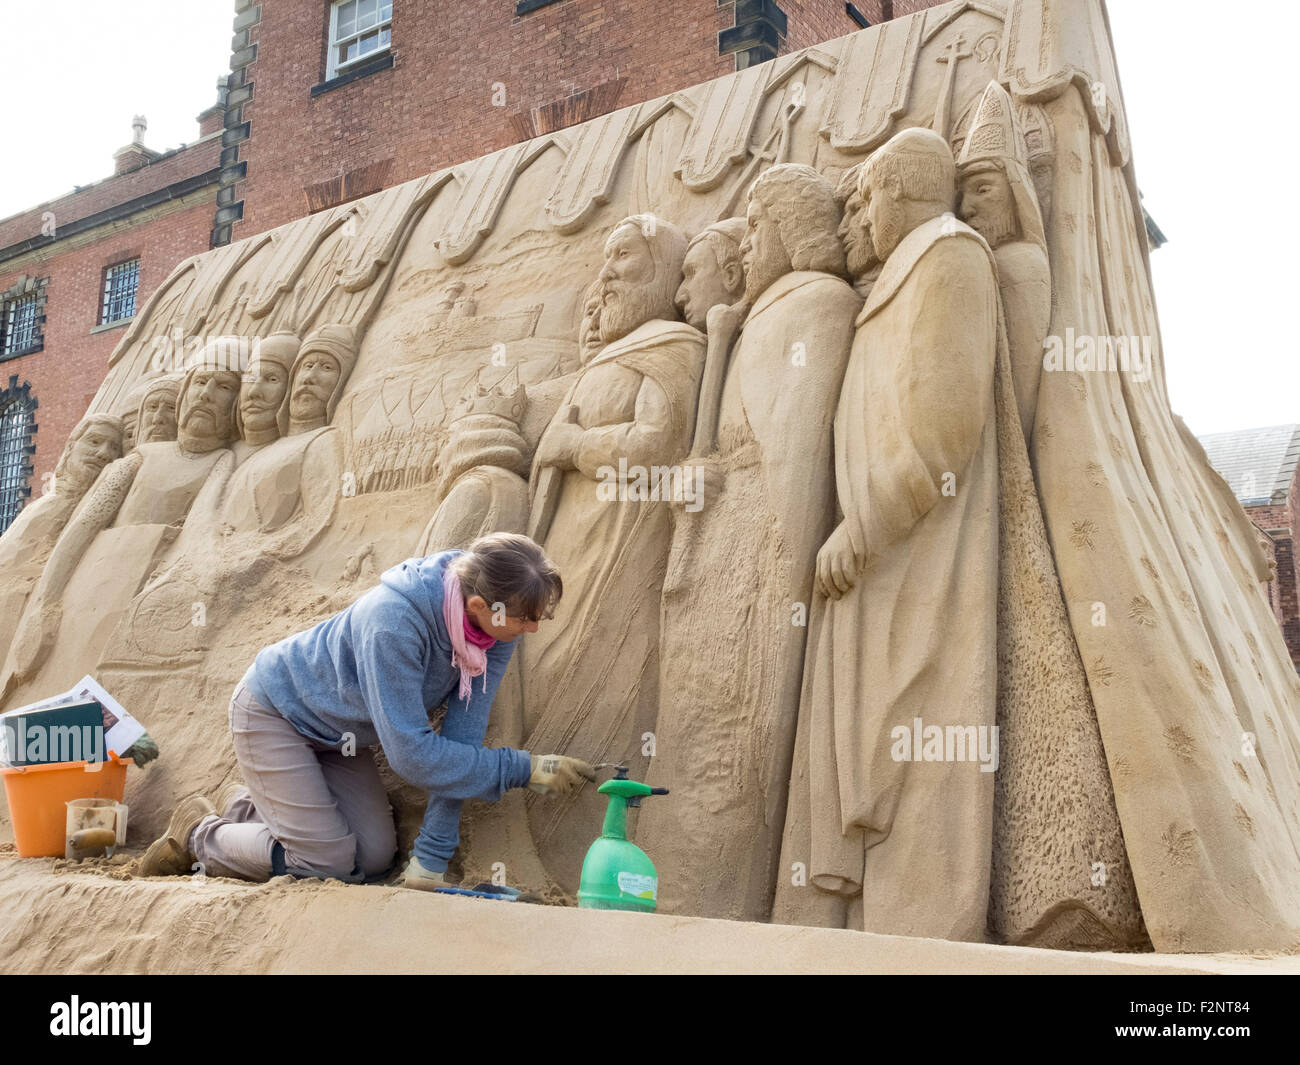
[138,795,216,877]
[213,780,249,818]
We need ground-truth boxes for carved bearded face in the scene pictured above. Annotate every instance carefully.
[578,283,604,363]
[675,240,740,331]
[138,389,178,444]
[740,196,793,303]
[240,357,290,436]
[959,166,1019,248]
[120,412,138,454]
[597,225,659,344]
[65,423,122,488]
[864,175,907,262]
[838,185,878,279]
[179,370,240,450]
[289,349,341,427]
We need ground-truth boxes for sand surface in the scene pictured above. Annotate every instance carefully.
[0,855,1295,974]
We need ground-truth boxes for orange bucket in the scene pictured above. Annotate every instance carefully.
[1,755,133,857]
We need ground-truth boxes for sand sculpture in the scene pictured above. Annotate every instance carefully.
[0,414,123,665]
[3,0,1299,955]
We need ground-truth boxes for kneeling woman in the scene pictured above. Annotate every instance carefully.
[140,532,593,888]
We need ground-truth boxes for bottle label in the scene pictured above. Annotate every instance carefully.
[617,871,657,900]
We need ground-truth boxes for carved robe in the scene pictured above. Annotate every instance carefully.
[99,428,345,672]
[0,489,90,666]
[522,319,705,892]
[644,271,859,921]
[1,445,234,707]
[775,216,1001,941]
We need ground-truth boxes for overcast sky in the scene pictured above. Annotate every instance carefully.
[0,1,1292,436]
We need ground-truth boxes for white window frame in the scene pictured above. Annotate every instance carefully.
[326,0,393,81]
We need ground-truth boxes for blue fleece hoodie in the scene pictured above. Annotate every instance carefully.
[242,550,533,874]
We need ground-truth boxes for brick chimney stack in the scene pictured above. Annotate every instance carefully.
[196,78,229,138]
[112,114,161,174]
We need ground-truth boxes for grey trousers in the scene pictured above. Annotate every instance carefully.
[189,681,398,882]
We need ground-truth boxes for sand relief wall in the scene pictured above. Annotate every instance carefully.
[2,0,1300,954]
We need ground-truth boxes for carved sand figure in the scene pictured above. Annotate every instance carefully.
[957,80,1051,443]
[674,219,747,333]
[960,85,1142,950]
[774,126,1145,948]
[416,372,530,555]
[834,162,882,300]
[229,332,297,465]
[772,129,1002,941]
[0,414,123,664]
[521,214,705,892]
[134,376,181,446]
[644,165,860,922]
[1,345,242,704]
[672,218,747,461]
[214,324,352,551]
[100,329,349,670]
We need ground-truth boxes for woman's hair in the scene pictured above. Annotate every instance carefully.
[449,532,563,623]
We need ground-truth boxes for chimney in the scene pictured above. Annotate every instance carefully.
[196,78,229,138]
[113,114,161,174]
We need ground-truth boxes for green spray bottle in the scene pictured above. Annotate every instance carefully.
[577,765,669,912]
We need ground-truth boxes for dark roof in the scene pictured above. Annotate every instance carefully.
[1198,424,1300,506]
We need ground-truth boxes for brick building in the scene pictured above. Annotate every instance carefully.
[0,0,952,532]
[0,115,224,529]
[217,0,904,242]
[1200,425,1300,670]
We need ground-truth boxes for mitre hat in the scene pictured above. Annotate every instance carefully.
[957,81,1047,252]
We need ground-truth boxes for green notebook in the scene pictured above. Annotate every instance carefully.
[0,701,107,767]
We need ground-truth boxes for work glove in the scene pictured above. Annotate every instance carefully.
[528,753,596,796]
[124,732,159,767]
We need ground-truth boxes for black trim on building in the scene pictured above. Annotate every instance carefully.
[515,0,563,15]
[0,172,220,268]
[719,0,787,70]
[309,51,395,97]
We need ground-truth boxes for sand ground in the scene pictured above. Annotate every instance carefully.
[1,854,1296,974]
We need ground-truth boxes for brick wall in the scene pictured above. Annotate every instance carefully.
[229,0,918,238]
[0,138,222,252]
[1247,467,1300,667]
[0,194,218,492]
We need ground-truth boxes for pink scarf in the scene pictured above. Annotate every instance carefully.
[443,568,497,699]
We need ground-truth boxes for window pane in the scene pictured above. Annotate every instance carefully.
[337,0,356,36]
[2,294,41,354]
[379,26,390,46]
[380,1,392,21]
[0,398,33,534]
[359,31,377,55]
[357,0,378,31]
[342,40,358,62]
[101,260,139,324]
